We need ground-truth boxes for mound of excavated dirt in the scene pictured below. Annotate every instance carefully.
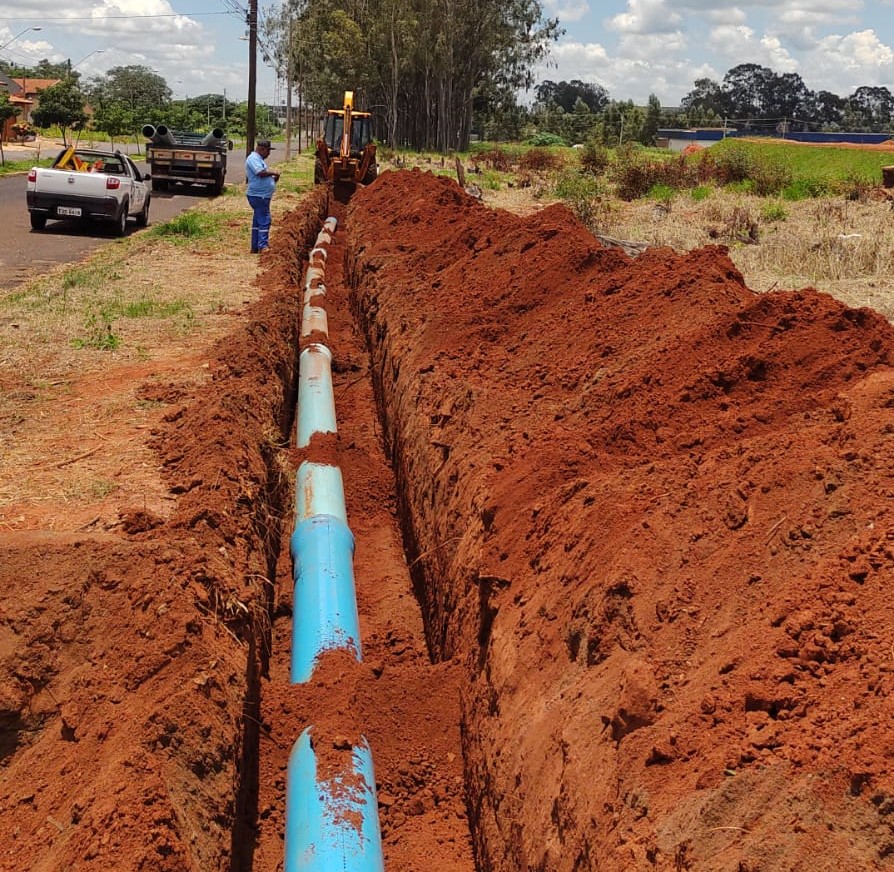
[348,169,894,870]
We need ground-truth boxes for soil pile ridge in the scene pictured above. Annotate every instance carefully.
[348,169,894,870]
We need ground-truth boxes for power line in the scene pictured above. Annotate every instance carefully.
[0,11,235,20]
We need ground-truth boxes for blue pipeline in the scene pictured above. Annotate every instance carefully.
[284,728,384,872]
[297,344,337,448]
[286,218,385,872]
[290,514,362,683]
[295,461,347,525]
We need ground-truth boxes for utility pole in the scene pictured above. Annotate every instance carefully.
[246,0,258,153]
[284,10,293,160]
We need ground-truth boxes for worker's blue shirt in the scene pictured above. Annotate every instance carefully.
[245,151,275,198]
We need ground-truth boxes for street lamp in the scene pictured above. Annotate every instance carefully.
[0,26,42,54]
[70,49,105,71]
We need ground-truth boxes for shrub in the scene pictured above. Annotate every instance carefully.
[750,157,792,196]
[838,172,875,202]
[690,185,713,202]
[781,177,832,200]
[518,147,564,172]
[554,171,607,225]
[527,132,567,147]
[760,201,788,222]
[579,141,610,175]
[474,147,513,171]
[647,183,675,205]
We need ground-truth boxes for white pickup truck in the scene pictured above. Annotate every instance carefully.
[26,147,151,236]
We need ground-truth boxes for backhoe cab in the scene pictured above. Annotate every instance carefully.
[315,91,378,186]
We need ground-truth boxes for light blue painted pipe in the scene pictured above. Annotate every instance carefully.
[297,344,337,448]
[302,304,329,338]
[290,514,362,682]
[324,216,338,232]
[304,283,326,304]
[295,461,347,525]
[306,265,325,288]
[284,728,384,872]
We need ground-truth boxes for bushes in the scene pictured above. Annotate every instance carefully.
[518,148,564,171]
[579,141,610,175]
[527,132,567,147]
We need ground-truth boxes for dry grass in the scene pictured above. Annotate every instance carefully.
[484,184,894,323]
[0,166,312,530]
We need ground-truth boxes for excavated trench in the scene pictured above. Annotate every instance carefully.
[2,169,894,872]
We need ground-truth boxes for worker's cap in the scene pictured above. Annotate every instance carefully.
[257,139,274,149]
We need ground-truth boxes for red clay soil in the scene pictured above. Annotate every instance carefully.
[0,183,476,871]
[347,169,894,871]
[0,189,329,871]
[3,164,894,872]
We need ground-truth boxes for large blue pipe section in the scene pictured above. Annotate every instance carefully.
[285,729,384,872]
[284,216,385,872]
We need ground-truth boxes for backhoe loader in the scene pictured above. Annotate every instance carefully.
[314,91,378,186]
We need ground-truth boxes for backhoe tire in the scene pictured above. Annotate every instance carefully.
[314,159,326,184]
[29,212,47,231]
[363,165,378,185]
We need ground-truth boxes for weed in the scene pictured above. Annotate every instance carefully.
[62,263,119,292]
[647,183,675,205]
[119,298,192,319]
[554,171,610,227]
[150,211,223,241]
[91,479,118,498]
[519,148,564,172]
[761,201,788,222]
[579,141,610,176]
[691,185,713,202]
[781,177,831,200]
[72,311,120,350]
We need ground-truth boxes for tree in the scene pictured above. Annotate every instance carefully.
[640,93,661,145]
[722,63,774,118]
[807,90,845,129]
[680,77,725,119]
[32,78,88,144]
[847,86,894,132]
[84,66,171,135]
[535,79,609,114]
[267,0,561,151]
[0,92,21,164]
[91,103,133,149]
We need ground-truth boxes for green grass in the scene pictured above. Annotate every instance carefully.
[116,298,193,319]
[708,138,890,186]
[148,210,224,241]
[0,156,52,175]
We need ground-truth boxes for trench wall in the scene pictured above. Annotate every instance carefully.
[0,186,329,872]
[347,169,894,871]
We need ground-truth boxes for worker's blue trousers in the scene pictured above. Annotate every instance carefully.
[247,195,272,252]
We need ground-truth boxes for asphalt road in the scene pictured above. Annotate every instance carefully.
[0,147,263,292]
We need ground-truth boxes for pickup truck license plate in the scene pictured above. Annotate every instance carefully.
[57,206,82,217]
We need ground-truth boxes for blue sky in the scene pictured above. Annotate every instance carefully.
[0,0,892,111]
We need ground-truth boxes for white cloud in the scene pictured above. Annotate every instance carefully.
[544,0,591,23]
[608,0,682,34]
[538,39,711,104]
[807,29,894,91]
